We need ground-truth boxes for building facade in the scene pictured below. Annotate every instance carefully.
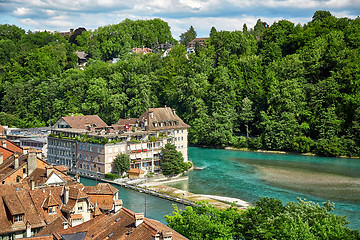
[47,107,190,177]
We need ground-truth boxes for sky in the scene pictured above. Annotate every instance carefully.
[0,0,359,39]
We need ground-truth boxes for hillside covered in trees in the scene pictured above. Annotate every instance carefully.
[1,11,360,157]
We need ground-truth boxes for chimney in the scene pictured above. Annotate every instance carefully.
[75,174,80,183]
[114,199,123,212]
[27,150,37,176]
[46,166,53,178]
[134,213,144,227]
[26,222,31,238]
[14,153,19,169]
[162,230,173,240]
[0,152,3,165]
[2,140,6,148]
[63,221,69,229]
[30,179,35,190]
[64,186,69,205]
[172,109,176,115]
[149,111,153,119]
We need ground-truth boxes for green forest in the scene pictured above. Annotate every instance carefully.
[1,11,360,157]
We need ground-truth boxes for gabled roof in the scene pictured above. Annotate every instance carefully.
[2,194,26,215]
[83,183,118,195]
[43,191,61,208]
[128,168,146,174]
[0,153,27,182]
[0,139,23,153]
[130,47,153,54]
[30,185,65,224]
[0,183,46,235]
[138,106,190,131]
[58,115,108,129]
[36,207,188,240]
[116,118,138,126]
[69,185,89,200]
[74,51,89,60]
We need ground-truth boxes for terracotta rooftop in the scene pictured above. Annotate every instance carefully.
[60,115,108,129]
[128,168,146,174]
[116,118,138,126]
[0,183,46,235]
[0,139,23,153]
[138,106,190,131]
[130,47,153,54]
[35,207,188,240]
[83,183,118,195]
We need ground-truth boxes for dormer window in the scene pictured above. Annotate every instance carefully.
[14,214,24,223]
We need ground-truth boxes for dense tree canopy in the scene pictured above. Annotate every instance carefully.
[1,12,360,157]
[114,153,130,175]
[165,197,360,240]
[160,143,185,176]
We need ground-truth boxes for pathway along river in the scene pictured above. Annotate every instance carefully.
[83,147,360,229]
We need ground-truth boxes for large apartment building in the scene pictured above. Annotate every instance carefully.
[47,107,190,177]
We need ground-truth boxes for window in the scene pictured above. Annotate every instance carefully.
[80,154,82,159]
[181,129,184,133]
[98,167,101,172]
[98,147,101,153]
[14,214,23,223]
[78,205,83,212]
[98,156,100,162]
[181,136,184,141]
[177,130,179,134]
[90,146,93,152]
[49,206,55,214]
[90,156,93,161]
[79,163,82,169]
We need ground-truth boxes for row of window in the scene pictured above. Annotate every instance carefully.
[79,163,101,173]
[48,139,75,148]
[79,144,101,153]
[175,136,184,141]
[48,148,75,157]
[79,154,100,162]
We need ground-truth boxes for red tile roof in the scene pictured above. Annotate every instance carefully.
[1,139,23,153]
[61,115,108,129]
[36,207,187,240]
[128,168,146,174]
[138,106,190,131]
[0,183,46,235]
[83,183,118,195]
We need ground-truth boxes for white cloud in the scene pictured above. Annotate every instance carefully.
[2,0,358,39]
[13,7,32,16]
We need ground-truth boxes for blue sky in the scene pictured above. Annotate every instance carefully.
[1,0,359,39]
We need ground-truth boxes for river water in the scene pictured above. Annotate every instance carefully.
[81,147,360,229]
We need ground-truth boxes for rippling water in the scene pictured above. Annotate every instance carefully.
[80,147,360,229]
[169,147,360,230]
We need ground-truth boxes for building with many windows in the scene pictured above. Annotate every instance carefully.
[47,107,190,177]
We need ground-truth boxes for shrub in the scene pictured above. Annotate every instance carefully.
[104,173,119,180]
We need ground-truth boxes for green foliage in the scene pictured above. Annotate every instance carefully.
[1,12,360,157]
[239,197,360,239]
[179,26,197,46]
[166,198,360,240]
[160,143,185,176]
[104,173,119,180]
[114,153,130,175]
[165,203,242,240]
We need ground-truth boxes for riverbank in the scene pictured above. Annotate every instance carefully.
[77,173,250,211]
[146,185,249,210]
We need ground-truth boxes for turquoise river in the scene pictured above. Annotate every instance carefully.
[81,147,360,230]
